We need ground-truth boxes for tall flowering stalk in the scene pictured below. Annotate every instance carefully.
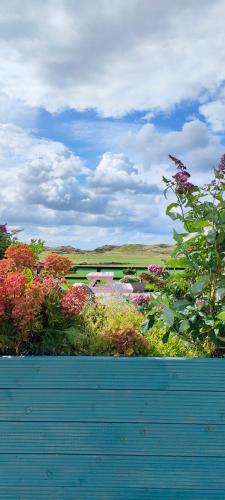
[143,154,225,349]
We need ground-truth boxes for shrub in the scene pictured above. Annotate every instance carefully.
[5,244,34,270]
[61,286,88,317]
[43,253,73,277]
[0,258,16,277]
[28,239,45,263]
[104,326,150,356]
[123,267,137,276]
[0,225,14,260]
[147,327,213,357]
[143,154,225,351]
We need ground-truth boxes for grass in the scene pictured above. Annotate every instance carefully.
[41,244,173,285]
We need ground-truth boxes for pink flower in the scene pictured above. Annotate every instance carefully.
[132,294,151,306]
[196,298,207,309]
[148,264,164,274]
[61,285,87,316]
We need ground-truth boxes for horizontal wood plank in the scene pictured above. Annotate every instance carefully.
[0,487,224,500]
[0,421,224,456]
[0,357,224,390]
[0,455,224,488]
[0,388,224,423]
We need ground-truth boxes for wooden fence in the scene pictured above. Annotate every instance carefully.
[0,357,224,499]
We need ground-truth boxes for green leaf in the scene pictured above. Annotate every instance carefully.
[179,319,190,333]
[23,267,33,285]
[172,299,190,312]
[166,257,188,268]
[173,229,186,243]
[217,312,225,321]
[162,307,175,327]
[141,315,155,334]
[184,219,209,232]
[190,275,210,297]
[166,202,179,214]
[162,330,170,343]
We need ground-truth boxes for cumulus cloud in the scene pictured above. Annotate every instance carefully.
[0,124,167,243]
[200,99,225,132]
[88,152,160,194]
[121,120,224,184]
[0,0,225,116]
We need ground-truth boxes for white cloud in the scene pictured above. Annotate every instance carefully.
[1,118,223,246]
[88,152,160,194]
[200,99,225,132]
[0,0,225,116]
[121,120,224,184]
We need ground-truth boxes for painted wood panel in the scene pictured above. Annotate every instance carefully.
[0,357,224,499]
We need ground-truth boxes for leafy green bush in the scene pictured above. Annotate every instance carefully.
[147,327,213,357]
[143,154,225,352]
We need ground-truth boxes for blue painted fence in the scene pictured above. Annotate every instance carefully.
[0,356,225,499]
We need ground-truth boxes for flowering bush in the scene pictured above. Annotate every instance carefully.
[43,253,73,277]
[5,243,34,270]
[132,294,151,309]
[0,258,16,277]
[0,247,87,354]
[61,286,87,317]
[143,154,225,353]
[147,264,164,274]
[104,326,149,356]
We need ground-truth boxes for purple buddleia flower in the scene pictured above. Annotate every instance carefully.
[0,224,7,234]
[169,155,187,171]
[176,181,194,194]
[218,154,225,174]
[173,171,190,183]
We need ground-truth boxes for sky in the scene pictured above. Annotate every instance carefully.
[1,0,225,248]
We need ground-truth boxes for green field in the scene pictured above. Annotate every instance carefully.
[42,244,173,284]
[43,244,172,266]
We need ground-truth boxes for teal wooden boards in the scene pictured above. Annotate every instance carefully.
[0,356,225,390]
[0,357,224,499]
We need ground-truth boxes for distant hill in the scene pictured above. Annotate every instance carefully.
[45,243,173,255]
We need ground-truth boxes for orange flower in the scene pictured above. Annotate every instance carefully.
[0,258,16,277]
[5,244,34,270]
[43,253,73,277]
[12,282,45,331]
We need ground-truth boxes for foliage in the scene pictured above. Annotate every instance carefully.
[28,239,45,263]
[123,267,137,276]
[0,225,15,260]
[43,253,73,277]
[79,299,150,356]
[103,326,149,356]
[120,275,138,283]
[0,249,88,355]
[143,154,225,351]
[146,327,213,357]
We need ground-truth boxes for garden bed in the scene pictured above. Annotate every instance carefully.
[0,356,225,499]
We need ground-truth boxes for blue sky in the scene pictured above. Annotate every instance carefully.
[1,0,225,248]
